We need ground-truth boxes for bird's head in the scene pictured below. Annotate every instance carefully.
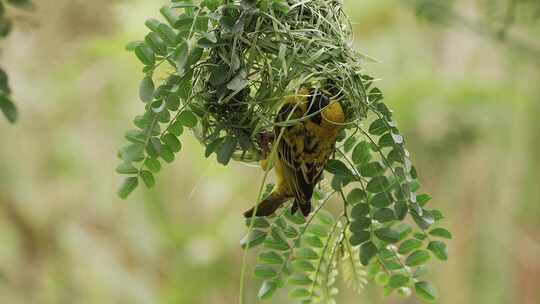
[306,89,345,131]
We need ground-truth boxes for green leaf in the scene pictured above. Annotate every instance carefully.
[152,99,167,114]
[405,250,431,267]
[254,265,277,279]
[258,280,277,300]
[139,76,155,103]
[378,133,394,147]
[125,130,145,144]
[369,118,389,135]
[202,0,220,11]
[414,265,430,278]
[245,217,270,229]
[373,208,396,223]
[270,226,288,245]
[160,6,179,27]
[171,2,199,9]
[371,192,393,208]
[344,135,357,153]
[282,221,299,236]
[417,194,432,206]
[289,288,310,299]
[360,241,378,266]
[292,260,315,272]
[388,274,409,288]
[427,241,448,261]
[347,188,367,205]
[296,248,319,260]
[351,203,370,218]
[0,94,17,123]
[217,136,237,165]
[240,230,266,249]
[169,119,184,137]
[198,32,217,48]
[162,133,182,152]
[414,232,428,241]
[205,137,224,158]
[411,210,435,230]
[157,23,177,45]
[350,217,371,232]
[144,18,161,32]
[429,228,452,239]
[118,177,139,199]
[431,209,444,221]
[316,209,334,226]
[174,16,195,31]
[398,239,423,255]
[388,148,405,164]
[144,158,161,173]
[258,251,284,265]
[415,281,438,302]
[0,17,12,39]
[288,274,313,286]
[374,227,400,243]
[140,170,156,188]
[263,239,289,251]
[388,274,410,289]
[366,176,390,193]
[0,69,11,93]
[331,175,347,191]
[284,209,306,225]
[119,144,145,162]
[360,161,384,177]
[304,235,324,248]
[396,223,413,241]
[375,272,390,286]
[116,163,138,175]
[145,32,167,55]
[135,43,155,66]
[174,40,189,73]
[394,201,408,220]
[178,110,198,127]
[308,224,330,237]
[165,93,180,111]
[352,141,371,164]
[350,230,370,246]
[326,159,354,179]
[158,143,175,163]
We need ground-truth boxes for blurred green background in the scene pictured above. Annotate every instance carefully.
[1,0,539,303]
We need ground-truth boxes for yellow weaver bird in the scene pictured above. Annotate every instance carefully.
[244,88,345,218]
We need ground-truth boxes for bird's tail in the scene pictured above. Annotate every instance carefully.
[243,192,290,218]
[291,200,312,217]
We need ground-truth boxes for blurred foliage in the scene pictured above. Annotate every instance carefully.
[0,0,539,304]
[0,0,33,123]
[405,0,540,61]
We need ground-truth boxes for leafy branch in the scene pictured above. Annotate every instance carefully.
[117,1,452,303]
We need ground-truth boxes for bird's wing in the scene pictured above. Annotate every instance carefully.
[277,122,325,205]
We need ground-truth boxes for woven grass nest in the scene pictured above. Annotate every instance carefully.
[181,0,383,164]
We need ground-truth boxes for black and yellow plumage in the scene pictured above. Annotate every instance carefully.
[244,88,345,218]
